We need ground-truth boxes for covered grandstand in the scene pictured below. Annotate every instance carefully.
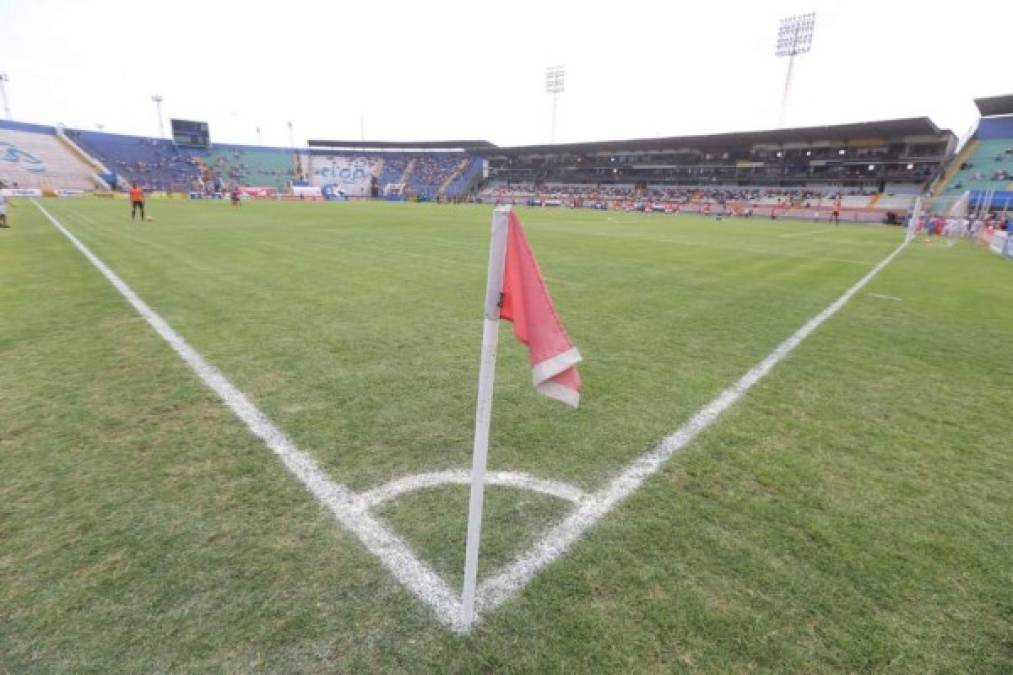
[480,118,953,191]
[473,118,956,220]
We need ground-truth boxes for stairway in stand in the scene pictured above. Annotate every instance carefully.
[437,159,470,195]
[932,140,979,197]
[399,158,417,184]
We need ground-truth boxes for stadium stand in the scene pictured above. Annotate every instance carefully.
[205,146,297,190]
[306,140,495,200]
[405,154,467,199]
[481,118,952,191]
[67,128,202,191]
[936,127,1013,195]
[306,152,383,197]
[441,156,484,197]
[930,96,1013,213]
[379,154,410,189]
[2,115,968,218]
[0,120,102,190]
[476,118,955,219]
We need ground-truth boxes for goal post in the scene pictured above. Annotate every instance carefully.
[909,191,1011,240]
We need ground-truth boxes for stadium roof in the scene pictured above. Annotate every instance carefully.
[307,139,495,150]
[306,118,953,155]
[485,117,952,155]
[974,94,1013,118]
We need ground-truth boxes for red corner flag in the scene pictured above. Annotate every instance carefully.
[499,211,582,407]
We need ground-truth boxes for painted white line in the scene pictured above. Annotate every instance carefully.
[35,198,910,632]
[475,237,909,616]
[32,200,468,632]
[869,293,903,302]
[359,469,586,509]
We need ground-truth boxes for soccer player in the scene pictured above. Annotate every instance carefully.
[129,182,145,220]
[832,196,842,225]
[0,190,9,228]
[230,185,241,206]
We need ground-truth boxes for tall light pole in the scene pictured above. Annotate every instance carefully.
[256,126,262,144]
[775,13,815,127]
[151,95,165,138]
[0,72,12,119]
[545,65,565,144]
[287,120,296,148]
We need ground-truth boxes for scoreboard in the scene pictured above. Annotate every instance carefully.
[171,119,210,147]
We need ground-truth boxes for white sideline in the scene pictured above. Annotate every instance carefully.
[31,200,468,632]
[35,199,909,631]
[475,237,910,614]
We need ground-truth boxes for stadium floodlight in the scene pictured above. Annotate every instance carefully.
[775,12,815,127]
[256,126,262,145]
[151,95,165,138]
[287,120,296,148]
[0,72,12,120]
[545,65,565,143]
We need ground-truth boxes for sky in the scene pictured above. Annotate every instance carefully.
[0,0,1008,148]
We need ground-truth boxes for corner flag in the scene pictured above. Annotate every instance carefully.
[460,205,581,627]
[500,210,582,407]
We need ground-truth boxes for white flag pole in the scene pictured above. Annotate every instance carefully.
[907,195,924,242]
[461,204,512,628]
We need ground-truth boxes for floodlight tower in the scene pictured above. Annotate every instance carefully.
[0,72,12,119]
[545,65,565,144]
[287,120,296,148]
[775,13,815,127]
[151,95,165,138]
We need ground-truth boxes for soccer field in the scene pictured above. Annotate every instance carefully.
[2,199,1011,673]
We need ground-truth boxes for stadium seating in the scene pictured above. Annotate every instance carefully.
[67,129,203,190]
[442,156,484,197]
[0,120,99,190]
[379,155,410,188]
[206,146,297,189]
[934,117,1013,198]
[402,154,466,199]
[938,139,1013,195]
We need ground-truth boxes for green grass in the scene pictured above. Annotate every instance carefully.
[1,198,1010,673]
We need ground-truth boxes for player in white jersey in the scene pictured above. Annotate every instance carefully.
[0,192,9,228]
